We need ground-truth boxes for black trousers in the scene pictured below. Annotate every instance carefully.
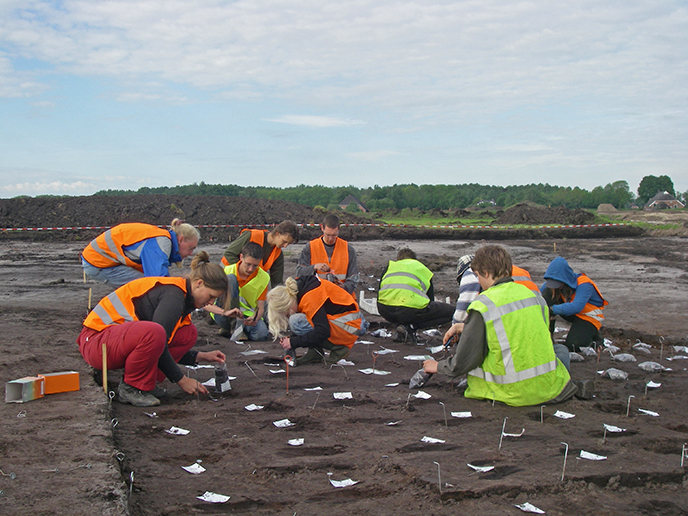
[377,301,455,330]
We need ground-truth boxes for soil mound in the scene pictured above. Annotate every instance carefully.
[0,194,369,228]
[495,202,595,225]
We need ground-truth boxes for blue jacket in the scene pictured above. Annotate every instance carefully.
[540,257,604,317]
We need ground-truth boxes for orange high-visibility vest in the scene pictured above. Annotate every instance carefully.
[511,265,539,293]
[562,275,608,329]
[298,279,361,348]
[82,223,171,272]
[309,237,349,285]
[83,277,191,342]
[221,229,281,272]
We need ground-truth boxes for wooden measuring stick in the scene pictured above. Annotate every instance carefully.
[102,341,108,394]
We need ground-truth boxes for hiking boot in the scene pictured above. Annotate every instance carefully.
[573,380,595,400]
[149,385,168,398]
[393,325,417,345]
[118,382,161,407]
[218,327,233,338]
[326,345,351,364]
[296,347,324,365]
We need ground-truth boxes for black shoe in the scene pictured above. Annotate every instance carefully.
[296,347,324,365]
[118,382,161,407]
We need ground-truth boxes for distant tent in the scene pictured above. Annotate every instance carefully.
[339,194,368,212]
[645,191,684,210]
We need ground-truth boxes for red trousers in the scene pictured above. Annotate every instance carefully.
[78,322,197,391]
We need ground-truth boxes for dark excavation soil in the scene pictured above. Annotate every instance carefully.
[1,195,687,515]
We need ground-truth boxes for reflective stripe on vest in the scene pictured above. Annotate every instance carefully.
[83,277,190,342]
[298,279,361,348]
[468,293,557,385]
[511,265,539,293]
[378,260,433,309]
[82,223,171,272]
[564,275,608,329]
[464,281,571,406]
[224,262,269,318]
[310,237,349,283]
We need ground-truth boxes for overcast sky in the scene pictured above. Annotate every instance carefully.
[1,1,686,198]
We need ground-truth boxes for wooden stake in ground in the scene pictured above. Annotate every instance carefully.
[102,341,108,394]
[88,288,92,311]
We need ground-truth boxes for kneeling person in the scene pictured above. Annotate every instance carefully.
[206,242,270,341]
[268,276,362,365]
[424,245,576,407]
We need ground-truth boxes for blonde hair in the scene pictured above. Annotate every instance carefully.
[267,277,299,340]
[170,218,200,242]
[189,251,228,292]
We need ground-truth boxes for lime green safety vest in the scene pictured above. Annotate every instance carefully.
[378,259,433,309]
[465,281,571,407]
[224,263,270,317]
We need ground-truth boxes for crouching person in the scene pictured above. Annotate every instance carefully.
[205,242,270,341]
[423,245,576,407]
[77,252,228,407]
[267,276,361,366]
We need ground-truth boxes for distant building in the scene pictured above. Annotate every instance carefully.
[339,194,368,212]
[644,191,685,210]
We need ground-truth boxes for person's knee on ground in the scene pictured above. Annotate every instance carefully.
[553,343,570,372]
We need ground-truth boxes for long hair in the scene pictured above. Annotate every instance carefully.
[266,277,299,340]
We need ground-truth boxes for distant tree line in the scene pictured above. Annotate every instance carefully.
[95,175,682,212]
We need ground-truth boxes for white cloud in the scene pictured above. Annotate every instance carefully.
[0,180,94,195]
[265,115,364,127]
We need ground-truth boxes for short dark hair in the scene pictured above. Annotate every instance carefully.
[241,241,263,260]
[322,213,340,229]
[271,220,299,242]
[471,245,512,280]
[396,248,417,261]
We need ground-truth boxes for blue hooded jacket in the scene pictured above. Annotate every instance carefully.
[540,257,604,317]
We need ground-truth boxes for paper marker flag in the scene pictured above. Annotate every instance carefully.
[603,424,625,433]
[358,368,391,375]
[240,350,267,356]
[273,419,295,428]
[515,502,545,514]
[553,410,575,419]
[413,391,431,399]
[196,491,230,503]
[638,408,659,417]
[304,386,323,391]
[329,477,359,488]
[333,392,353,400]
[165,426,190,435]
[244,404,264,411]
[580,450,607,461]
[451,411,472,418]
[421,436,445,444]
[467,463,494,472]
[288,438,304,446]
[182,463,206,474]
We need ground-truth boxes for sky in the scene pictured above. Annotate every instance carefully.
[1,0,687,198]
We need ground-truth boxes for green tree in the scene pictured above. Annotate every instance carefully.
[637,175,675,205]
